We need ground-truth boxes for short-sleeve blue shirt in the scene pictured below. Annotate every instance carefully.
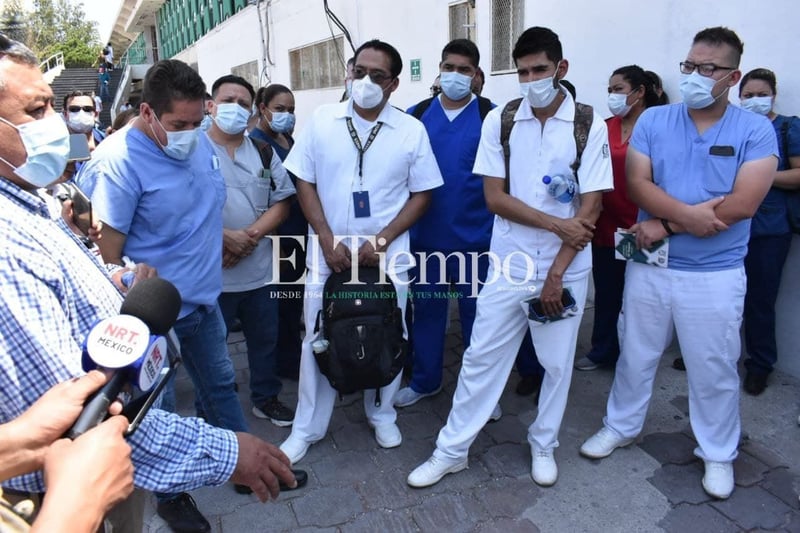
[630,103,778,271]
[77,127,226,317]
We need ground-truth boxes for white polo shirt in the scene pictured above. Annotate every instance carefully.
[473,90,613,282]
[284,100,443,275]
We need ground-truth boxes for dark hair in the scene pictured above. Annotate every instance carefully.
[142,60,206,117]
[354,39,403,78]
[612,65,662,108]
[255,84,293,109]
[0,33,38,68]
[111,108,139,131]
[346,57,355,67]
[441,38,480,68]
[692,26,744,66]
[739,68,777,96]
[512,26,562,65]
[644,70,669,104]
[62,90,94,111]
[211,74,255,101]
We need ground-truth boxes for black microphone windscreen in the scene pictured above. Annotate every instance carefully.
[119,277,182,335]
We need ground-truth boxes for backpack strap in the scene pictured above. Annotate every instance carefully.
[249,137,276,190]
[410,97,435,120]
[477,95,493,121]
[570,102,594,182]
[500,97,524,192]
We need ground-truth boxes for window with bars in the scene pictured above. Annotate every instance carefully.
[289,36,345,91]
[449,2,476,42]
[231,60,260,92]
[491,0,524,72]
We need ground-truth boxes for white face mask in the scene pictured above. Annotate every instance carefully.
[520,62,562,108]
[0,113,70,188]
[269,111,296,134]
[351,77,386,110]
[439,71,473,101]
[345,79,353,99]
[607,91,638,118]
[150,114,199,161]
[67,111,96,134]
[213,103,250,135]
[740,96,773,116]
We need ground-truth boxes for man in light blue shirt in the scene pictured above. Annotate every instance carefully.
[581,27,778,501]
[78,59,263,531]
[206,74,296,429]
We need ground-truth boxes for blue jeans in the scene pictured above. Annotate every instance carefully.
[219,285,282,405]
[743,233,792,375]
[586,246,627,365]
[173,303,248,432]
[155,303,247,503]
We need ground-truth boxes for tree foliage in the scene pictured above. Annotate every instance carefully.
[1,0,101,68]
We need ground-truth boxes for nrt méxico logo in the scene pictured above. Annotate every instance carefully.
[265,234,538,297]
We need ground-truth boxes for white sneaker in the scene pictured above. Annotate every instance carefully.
[407,455,468,488]
[393,386,442,407]
[580,427,634,459]
[488,404,502,422]
[373,422,402,448]
[279,434,311,465]
[702,461,734,499]
[531,448,558,486]
[574,356,600,371]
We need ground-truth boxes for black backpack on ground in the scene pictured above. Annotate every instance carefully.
[314,267,407,405]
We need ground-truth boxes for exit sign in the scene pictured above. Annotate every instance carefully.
[410,59,421,82]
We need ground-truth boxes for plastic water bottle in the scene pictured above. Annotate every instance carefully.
[542,174,577,203]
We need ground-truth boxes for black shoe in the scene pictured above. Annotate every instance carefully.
[156,493,211,533]
[252,397,295,427]
[516,374,543,398]
[672,357,686,371]
[743,372,768,396]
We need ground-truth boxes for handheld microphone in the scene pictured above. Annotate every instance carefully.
[66,278,181,439]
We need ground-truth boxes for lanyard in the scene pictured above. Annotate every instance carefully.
[345,117,384,182]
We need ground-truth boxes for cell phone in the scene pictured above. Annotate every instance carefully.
[54,182,93,236]
[527,288,577,323]
[68,133,91,162]
[121,331,182,436]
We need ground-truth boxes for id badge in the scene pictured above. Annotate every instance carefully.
[353,191,371,218]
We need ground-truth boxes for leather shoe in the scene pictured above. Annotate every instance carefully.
[702,461,734,499]
[156,493,210,533]
[280,434,311,465]
[515,374,543,398]
[234,469,308,494]
[372,422,402,448]
[743,372,768,396]
[407,455,468,488]
[580,426,634,459]
[531,447,558,486]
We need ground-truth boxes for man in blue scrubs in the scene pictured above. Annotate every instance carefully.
[581,27,778,501]
[397,39,541,409]
[79,59,249,532]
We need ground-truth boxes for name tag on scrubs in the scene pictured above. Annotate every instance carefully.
[353,191,371,218]
[709,145,735,156]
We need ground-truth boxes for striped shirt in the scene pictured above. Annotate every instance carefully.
[0,178,238,493]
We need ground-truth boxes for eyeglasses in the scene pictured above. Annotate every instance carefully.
[68,106,95,113]
[679,61,736,77]
[353,67,393,85]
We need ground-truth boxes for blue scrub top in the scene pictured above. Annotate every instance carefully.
[78,126,226,318]
[630,103,777,271]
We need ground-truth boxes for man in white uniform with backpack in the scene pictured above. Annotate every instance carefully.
[280,39,442,465]
[407,26,612,488]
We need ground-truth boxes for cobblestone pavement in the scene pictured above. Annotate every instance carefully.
[144,303,800,532]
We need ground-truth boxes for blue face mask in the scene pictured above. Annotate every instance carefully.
[679,71,732,110]
[740,96,772,116]
[199,114,213,131]
[151,115,199,161]
[214,103,250,135]
[0,113,70,188]
[269,111,295,134]
[439,71,473,101]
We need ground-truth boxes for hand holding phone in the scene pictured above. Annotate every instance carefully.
[526,288,577,323]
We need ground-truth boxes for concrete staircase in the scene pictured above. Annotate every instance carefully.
[49,67,121,128]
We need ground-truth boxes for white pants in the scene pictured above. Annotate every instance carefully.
[435,272,588,460]
[288,270,408,443]
[605,263,745,463]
